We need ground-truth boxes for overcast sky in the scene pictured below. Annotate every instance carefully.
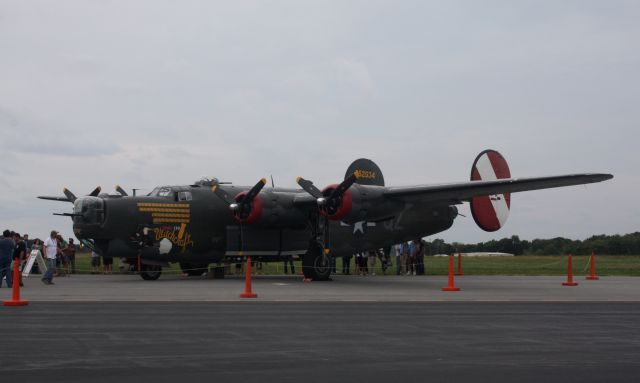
[0,0,637,243]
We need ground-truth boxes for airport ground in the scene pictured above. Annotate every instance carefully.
[2,266,639,382]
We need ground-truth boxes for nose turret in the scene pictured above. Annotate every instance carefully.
[72,197,105,239]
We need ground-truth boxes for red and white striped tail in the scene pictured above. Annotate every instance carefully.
[470,150,511,232]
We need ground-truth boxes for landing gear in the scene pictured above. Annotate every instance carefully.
[140,264,162,280]
[302,243,332,281]
[179,262,209,277]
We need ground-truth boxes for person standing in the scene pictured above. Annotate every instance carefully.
[415,239,425,275]
[63,238,77,275]
[361,251,369,276]
[91,251,101,274]
[42,230,59,285]
[368,250,377,276]
[283,255,295,274]
[12,232,26,286]
[400,242,409,275]
[354,253,361,275]
[394,243,402,275]
[102,254,113,274]
[407,240,417,276]
[0,230,15,288]
[23,234,31,255]
[341,254,352,275]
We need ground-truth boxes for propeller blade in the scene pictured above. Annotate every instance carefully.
[241,178,267,207]
[115,185,128,196]
[211,184,235,205]
[296,177,323,199]
[63,188,77,203]
[88,186,102,197]
[328,172,357,201]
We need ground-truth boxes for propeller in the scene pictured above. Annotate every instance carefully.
[296,176,323,199]
[296,172,358,252]
[88,186,102,197]
[212,178,267,221]
[230,178,267,220]
[115,185,128,196]
[63,188,78,203]
[296,172,357,215]
[40,186,103,203]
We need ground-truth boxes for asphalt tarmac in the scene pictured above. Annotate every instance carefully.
[1,275,639,382]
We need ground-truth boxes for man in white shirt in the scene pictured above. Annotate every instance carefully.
[42,230,59,285]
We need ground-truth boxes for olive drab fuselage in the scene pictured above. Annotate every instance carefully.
[71,182,457,266]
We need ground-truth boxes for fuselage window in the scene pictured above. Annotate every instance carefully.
[178,191,192,201]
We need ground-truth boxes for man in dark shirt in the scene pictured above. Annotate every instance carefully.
[13,232,26,286]
[63,238,77,275]
[0,230,15,288]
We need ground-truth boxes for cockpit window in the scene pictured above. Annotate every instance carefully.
[178,191,192,201]
[157,188,172,198]
[149,187,174,199]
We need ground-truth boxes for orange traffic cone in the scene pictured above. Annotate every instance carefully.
[442,255,461,291]
[4,260,29,306]
[562,254,579,286]
[586,252,599,280]
[240,256,258,298]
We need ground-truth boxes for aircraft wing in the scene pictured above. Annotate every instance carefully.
[384,173,613,204]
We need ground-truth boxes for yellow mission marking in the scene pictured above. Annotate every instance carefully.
[151,214,190,219]
[139,208,191,213]
[152,218,190,224]
[137,203,190,208]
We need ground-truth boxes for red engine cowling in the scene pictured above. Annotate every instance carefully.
[320,184,353,221]
[232,191,309,227]
[319,184,402,224]
[233,191,263,225]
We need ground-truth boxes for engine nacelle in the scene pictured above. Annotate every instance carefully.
[233,190,308,228]
[320,184,403,224]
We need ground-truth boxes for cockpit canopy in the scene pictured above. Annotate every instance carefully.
[148,186,192,201]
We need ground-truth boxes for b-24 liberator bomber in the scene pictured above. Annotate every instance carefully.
[39,150,612,281]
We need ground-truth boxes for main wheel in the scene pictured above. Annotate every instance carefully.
[179,262,209,277]
[140,264,162,280]
[302,244,332,281]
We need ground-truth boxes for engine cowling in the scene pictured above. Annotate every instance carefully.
[232,190,308,227]
[320,184,403,224]
[233,191,263,225]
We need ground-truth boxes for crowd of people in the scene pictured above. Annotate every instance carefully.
[341,239,426,276]
[0,229,82,287]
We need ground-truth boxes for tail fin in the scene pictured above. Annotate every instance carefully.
[470,150,511,232]
[346,158,385,186]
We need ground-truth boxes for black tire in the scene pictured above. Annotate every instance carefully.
[179,262,209,277]
[302,244,332,281]
[140,264,162,280]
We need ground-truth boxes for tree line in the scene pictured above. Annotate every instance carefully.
[423,232,640,256]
